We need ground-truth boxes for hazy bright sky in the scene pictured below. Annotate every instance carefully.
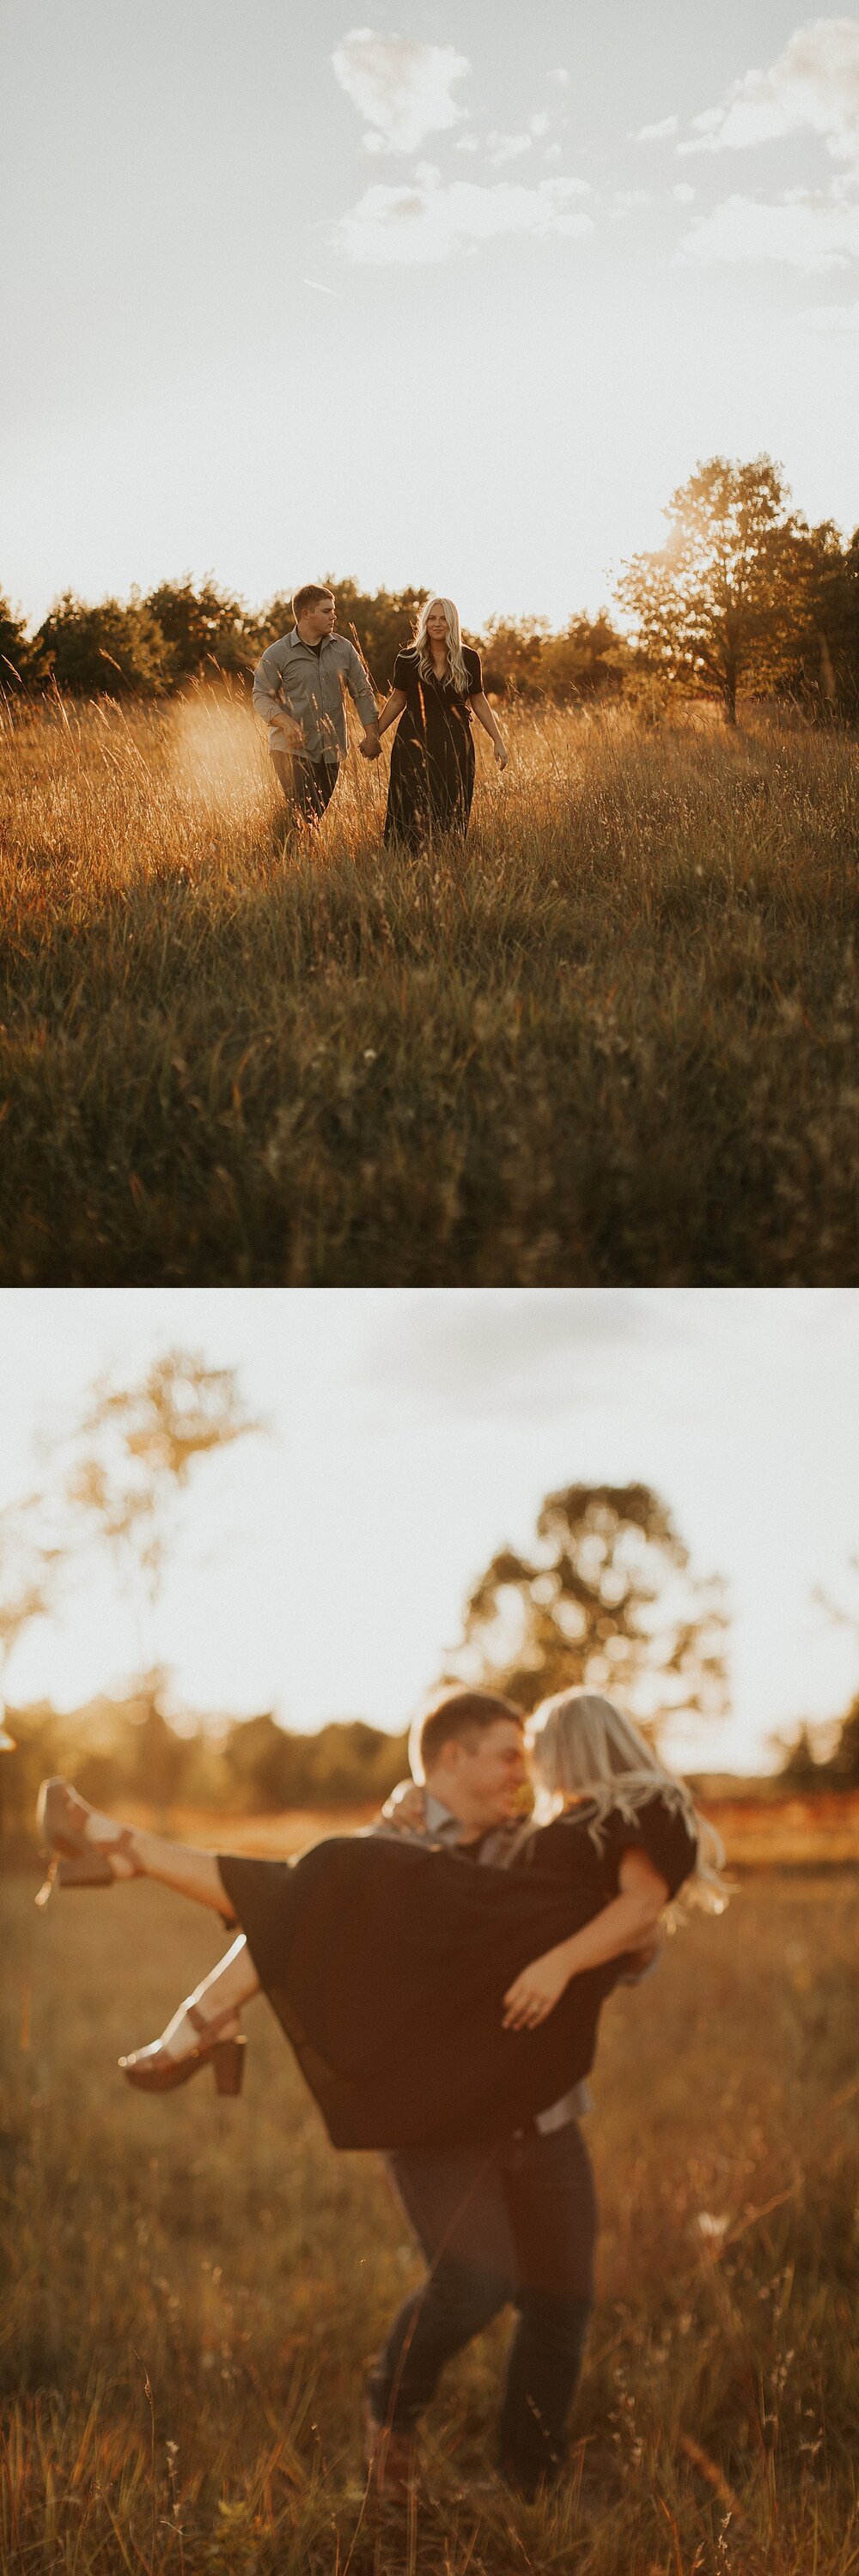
[3,1289,859,1776]
[3,3,858,633]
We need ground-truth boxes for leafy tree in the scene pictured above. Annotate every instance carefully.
[479,616,550,700]
[0,594,34,693]
[455,1481,728,1741]
[541,612,630,704]
[144,577,259,683]
[33,590,168,697]
[617,456,812,726]
[782,521,859,721]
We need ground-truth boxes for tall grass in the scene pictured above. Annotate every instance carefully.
[1,688,857,1284]
[3,1861,858,2573]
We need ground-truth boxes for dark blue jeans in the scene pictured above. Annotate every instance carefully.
[368,2120,597,2496]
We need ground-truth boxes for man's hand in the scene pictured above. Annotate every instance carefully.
[359,727,381,760]
[269,714,305,752]
[380,1781,427,1832]
[502,1944,570,2032]
[619,1929,663,1984]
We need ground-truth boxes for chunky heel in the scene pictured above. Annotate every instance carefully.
[120,2002,247,2094]
[213,2038,246,2097]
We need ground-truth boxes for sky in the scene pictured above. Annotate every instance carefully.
[3,1288,859,1777]
[3,2,858,635]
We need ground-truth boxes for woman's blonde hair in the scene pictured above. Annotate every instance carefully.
[523,1688,729,1916]
[413,597,471,696]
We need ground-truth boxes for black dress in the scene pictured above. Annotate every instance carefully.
[219,1792,697,2152]
[384,644,483,850]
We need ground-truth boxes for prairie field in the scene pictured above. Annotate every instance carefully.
[1,689,858,1285]
[2,1850,858,2576]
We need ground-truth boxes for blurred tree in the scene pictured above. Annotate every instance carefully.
[58,1347,265,1613]
[455,1482,728,1741]
[33,590,168,697]
[0,1501,64,1820]
[222,1710,410,1810]
[617,456,811,725]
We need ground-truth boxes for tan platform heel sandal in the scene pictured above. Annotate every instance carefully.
[34,1777,144,1906]
[119,2002,247,2096]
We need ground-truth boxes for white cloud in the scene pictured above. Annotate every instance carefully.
[529,112,551,138]
[332,169,594,265]
[679,15,859,161]
[486,131,533,166]
[796,290,859,321]
[331,27,470,154]
[610,189,653,218]
[637,113,679,142]
[546,68,570,88]
[672,182,696,203]
[678,187,859,267]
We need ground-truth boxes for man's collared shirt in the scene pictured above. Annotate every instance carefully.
[252,627,377,764]
[371,1791,592,2135]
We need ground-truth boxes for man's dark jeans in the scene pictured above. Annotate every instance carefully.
[368,2121,597,2496]
[270,748,338,825]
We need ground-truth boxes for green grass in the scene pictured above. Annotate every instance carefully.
[1,689,858,1283]
[3,1861,858,2573]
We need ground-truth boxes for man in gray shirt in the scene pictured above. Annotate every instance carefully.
[364,1686,600,2505]
[252,583,381,831]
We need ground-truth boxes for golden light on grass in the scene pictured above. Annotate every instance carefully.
[0,683,857,1284]
[3,1856,857,2572]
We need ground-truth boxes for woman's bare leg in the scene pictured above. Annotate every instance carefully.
[59,1784,236,1917]
[149,1933,261,2062]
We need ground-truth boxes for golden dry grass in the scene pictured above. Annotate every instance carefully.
[1,687,858,1283]
[3,1851,858,2574]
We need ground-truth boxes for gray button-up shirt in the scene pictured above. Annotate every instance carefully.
[370,1792,592,2135]
[252,627,378,764]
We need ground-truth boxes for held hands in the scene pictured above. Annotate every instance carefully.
[503,1943,570,2032]
[359,728,382,760]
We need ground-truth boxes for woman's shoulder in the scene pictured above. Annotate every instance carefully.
[603,1788,698,1893]
[464,645,482,675]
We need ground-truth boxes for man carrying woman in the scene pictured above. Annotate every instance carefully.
[34,1687,725,2502]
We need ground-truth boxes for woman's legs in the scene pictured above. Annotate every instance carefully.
[50,1781,235,1917]
[149,1933,261,2061]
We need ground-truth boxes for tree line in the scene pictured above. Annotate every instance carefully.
[3,456,858,726]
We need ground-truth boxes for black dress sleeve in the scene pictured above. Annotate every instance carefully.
[602,1794,698,1900]
[393,651,415,693]
[465,648,483,696]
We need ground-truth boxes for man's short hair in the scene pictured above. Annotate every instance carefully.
[416,1686,523,1780]
[293,583,335,620]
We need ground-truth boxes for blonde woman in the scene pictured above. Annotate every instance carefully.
[377,596,508,852]
[498,1688,727,2033]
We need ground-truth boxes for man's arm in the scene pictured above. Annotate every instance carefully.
[253,637,302,740]
[343,642,381,750]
